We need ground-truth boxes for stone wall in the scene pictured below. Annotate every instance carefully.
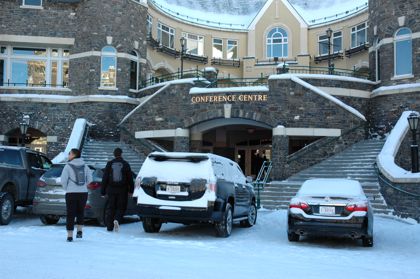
[368,0,420,86]
[0,101,136,158]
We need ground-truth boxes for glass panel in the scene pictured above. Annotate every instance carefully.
[63,50,70,57]
[13,47,46,56]
[351,33,356,48]
[24,0,42,6]
[227,40,237,59]
[101,56,116,87]
[51,61,57,87]
[52,49,59,57]
[102,46,116,53]
[333,36,342,53]
[273,44,281,57]
[130,60,137,90]
[0,59,4,86]
[396,40,412,76]
[397,28,411,36]
[357,29,366,45]
[213,41,223,58]
[11,60,46,86]
[0,149,23,166]
[0,46,6,54]
[62,61,69,87]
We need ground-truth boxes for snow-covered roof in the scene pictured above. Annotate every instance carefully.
[149,0,368,30]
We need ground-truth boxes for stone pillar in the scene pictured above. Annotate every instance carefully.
[173,128,190,152]
[271,126,289,180]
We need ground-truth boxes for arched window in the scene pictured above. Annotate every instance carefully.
[266,27,288,58]
[130,51,142,91]
[394,28,412,77]
[100,46,117,88]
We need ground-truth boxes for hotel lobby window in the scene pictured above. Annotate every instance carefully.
[266,27,288,58]
[0,46,69,88]
[100,46,117,88]
[182,33,204,56]
[157,23,175,49]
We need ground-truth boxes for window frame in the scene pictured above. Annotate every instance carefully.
[129,51,142,91]
[266,27,288,59]
[0,45,69,88]
[212,38,224,59]
[182,32,204,56]
[393,27,413,78]
[157,22,175,49]
[100,46,118,89]
[351,22,368,49]
[147,14,153,37]
[318,31,342,56]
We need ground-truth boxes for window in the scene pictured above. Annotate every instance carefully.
[182,33,204,56]
[394,28,412,77]
[351,22,368,48]
[374,38,381,82]
[22,0,42,6]
[100,46,117,88]
[147,15,153,36]
[0,149,23,166]
[157,23,175,49]
[213,38,223,59]
[130,51,142,91]
[266,27,288,58]
[227,40,238,59]
[0,46,69,88]
[318,31,342,56]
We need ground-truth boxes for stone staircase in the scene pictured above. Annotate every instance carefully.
[81,140,145,174]
[261,139,393,215]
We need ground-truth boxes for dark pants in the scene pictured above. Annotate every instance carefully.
[105,192,128,231]
[65,192,88,231]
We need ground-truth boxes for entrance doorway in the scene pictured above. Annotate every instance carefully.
[198,124,272,178]
[6,127,48,153]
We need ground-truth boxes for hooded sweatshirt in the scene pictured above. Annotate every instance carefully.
[60,158,93,193]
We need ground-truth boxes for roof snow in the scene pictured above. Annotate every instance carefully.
[150,0,368,30]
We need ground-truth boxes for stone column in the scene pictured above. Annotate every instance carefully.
[271,126,289,180]
[173,128,190,152]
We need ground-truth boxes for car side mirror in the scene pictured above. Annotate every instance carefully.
[246,176,253,183]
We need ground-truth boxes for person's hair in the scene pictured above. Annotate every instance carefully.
[70,148,81,159]
[114,148,122,158]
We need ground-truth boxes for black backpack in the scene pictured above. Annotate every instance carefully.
[68,164,86,186]
[110,161,124,185]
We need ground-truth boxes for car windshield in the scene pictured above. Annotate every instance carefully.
[42,165,65,178]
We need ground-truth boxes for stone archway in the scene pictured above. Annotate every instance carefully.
[6,127,48,153]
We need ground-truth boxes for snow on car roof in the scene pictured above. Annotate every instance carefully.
[297,179,365,197]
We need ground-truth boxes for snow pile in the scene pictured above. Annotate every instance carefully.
[377,111,420,183]
[297,179,364,197]
[372,83,420,97]
[288,75,366,121]
[52,119,89,164]
[1,210,420,278]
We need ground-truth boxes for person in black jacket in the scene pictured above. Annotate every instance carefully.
[101,148,134,232]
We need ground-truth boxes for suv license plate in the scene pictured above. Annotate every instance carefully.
[166,186,181,193]
[319,206,335,215]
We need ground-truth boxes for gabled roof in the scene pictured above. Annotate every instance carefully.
[149,0,368,30]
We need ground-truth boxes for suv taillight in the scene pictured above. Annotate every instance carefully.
[289,200,310,212]
[135,177,142,189]
[345,203,368,212]
[208,183,217,193]
[36,181,47,187]
[87,182,101,190]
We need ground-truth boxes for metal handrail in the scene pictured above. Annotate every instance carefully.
[142,69,204,88]
[253,160,273,208]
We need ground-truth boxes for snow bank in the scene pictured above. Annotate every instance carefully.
[377,111,420,183]
[52,119,89,164]
[372,83,420,97]
[289,76,366,121]
[190,86,269,95]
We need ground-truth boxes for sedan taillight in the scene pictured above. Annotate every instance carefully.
[87,182,101,190]
[289,200,310,212]
[36,181,47,187]
[345,202,368,212]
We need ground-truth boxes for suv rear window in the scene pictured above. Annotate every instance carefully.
[43,165,65,178]
[0,149,23,166]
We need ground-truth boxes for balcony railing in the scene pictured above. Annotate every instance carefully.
[211,58,241,67]
[345,43,370,57]
[314,52,344,63]
[285,65,370,79]
[183,53,208,64]
[0,80,69,88]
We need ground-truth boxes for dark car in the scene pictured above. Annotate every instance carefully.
[32,164,137,225]
[287,178,374,247]
[133,152,257,237]
[0,146,52,225]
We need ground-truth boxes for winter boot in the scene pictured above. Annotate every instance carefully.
[113,220,119,232]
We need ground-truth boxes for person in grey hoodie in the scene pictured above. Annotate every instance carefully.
[60,148,92,242]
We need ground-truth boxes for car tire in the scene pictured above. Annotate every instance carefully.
[287,231,300,242]
[362,236,373,247]
[142,217,162,233]
[240,203,257,228]
[40,215,60,225]
[215,203,233,238]
[0,192,14,225]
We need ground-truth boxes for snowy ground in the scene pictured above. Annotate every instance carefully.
[1,209,419,279]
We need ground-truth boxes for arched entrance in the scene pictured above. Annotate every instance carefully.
[190,118,272,177]
[6,127,47,153]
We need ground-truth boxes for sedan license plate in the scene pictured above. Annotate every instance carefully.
[319,206,335,215]
[166,185,181,193]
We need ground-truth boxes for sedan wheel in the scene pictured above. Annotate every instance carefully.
[362,236,373,247]
[0,192,14,225]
